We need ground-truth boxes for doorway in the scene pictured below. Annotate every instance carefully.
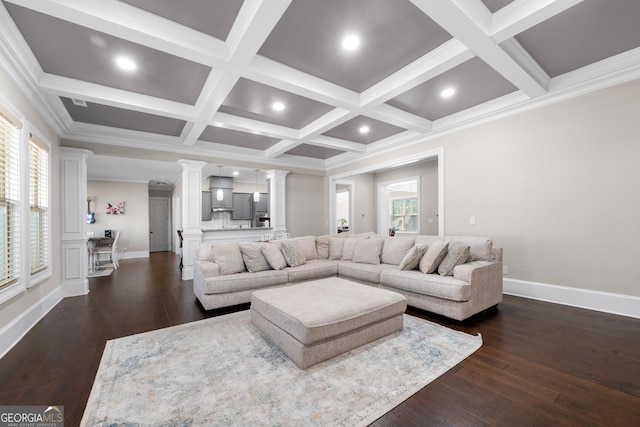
[149,197,171,252]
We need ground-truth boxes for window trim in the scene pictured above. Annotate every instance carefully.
[26,124,52,288]
[378,176,421,236]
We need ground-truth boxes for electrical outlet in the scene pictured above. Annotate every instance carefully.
[469,216,476,225]
[502,265,508,275]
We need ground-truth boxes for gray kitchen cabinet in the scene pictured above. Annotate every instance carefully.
[254,193,269,213]
[232,193,252,220]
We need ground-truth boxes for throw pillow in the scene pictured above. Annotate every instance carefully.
[380,237,416,265]
[351,238,384,265]
[419,241,449,274]
[239,243,271,273]
[341,238,362,261]
[280,241,307,267]
[210,243,246,276]
[328,238,345,260]
[438,242,471,276]
[262,244,288,270]
[294,235,318,260]
[399,244,427,270]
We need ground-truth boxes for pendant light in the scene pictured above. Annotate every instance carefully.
[253,169,260,202]
[216,165,224,201]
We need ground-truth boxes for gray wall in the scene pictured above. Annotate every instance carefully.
[87,180,151,256]
[329,79,640,298]
[286,173,326,237]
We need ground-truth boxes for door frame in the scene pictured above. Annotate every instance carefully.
[329,147,444,236]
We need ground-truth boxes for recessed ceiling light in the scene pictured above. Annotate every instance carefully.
[359,125,370,134]
[342,34,360,51]
[115,56,136,71]
[272,102,285,111]
[233,171,239,176]
[441,87,455,98]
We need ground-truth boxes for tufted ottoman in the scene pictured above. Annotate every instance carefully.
[250,277,407,369]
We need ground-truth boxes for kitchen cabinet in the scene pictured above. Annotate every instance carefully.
[202,191,211,221]
[232,193,252,220]
[211,189,233,210]
[254,193,269,213]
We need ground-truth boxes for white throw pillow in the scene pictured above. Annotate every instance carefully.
[399,244,427,270]
[329,238,345,260]
[210,243,246,276]
[419,241,449,274]
[262,244,287,270]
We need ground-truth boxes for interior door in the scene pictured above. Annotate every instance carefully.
[149,197,170,252]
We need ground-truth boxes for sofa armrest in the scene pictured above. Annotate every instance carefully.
[454,260,503,303]
[194,260,220,287]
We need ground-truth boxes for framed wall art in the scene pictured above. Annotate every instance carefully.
[106,201,125,215]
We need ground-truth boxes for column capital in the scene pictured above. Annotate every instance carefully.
[177,159,207,170]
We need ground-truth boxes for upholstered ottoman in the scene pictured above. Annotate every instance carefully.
[250,277,407,369]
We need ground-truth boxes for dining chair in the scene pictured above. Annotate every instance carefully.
[93,230,120,270]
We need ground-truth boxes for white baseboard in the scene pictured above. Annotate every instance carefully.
[504,278,640,319]
[0,286,64,359]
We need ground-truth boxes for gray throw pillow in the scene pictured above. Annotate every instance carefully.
[351,238,384,265]
[280,241,307,267]
[399,244,427,270]
[438,242,471,276]
[262,244,287,270]
[210,243,246,276]
[419,241,449,274]
[239,243,271,273]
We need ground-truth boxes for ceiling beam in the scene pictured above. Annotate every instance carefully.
[410,0,547,98]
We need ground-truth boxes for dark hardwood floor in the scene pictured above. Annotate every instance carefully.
[1,252,638,426]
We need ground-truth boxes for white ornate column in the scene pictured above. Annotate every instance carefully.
[178,159,206,280]
[60,147,93,296]
[266,170,289,236]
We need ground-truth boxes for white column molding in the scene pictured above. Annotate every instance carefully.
[177,159,206,280]
[266,169,289,236]
[59,147,93,296]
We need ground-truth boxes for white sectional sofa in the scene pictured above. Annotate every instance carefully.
[193,232,503,321]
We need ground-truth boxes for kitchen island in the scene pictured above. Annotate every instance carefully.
[202,227,274,244]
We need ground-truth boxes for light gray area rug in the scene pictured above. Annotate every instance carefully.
[81,311,481,426]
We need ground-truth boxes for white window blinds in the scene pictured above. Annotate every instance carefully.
[29,135,49,275]
[0,112,20,289]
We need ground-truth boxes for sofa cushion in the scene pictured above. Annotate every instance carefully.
[315,234,344,259]
[262,244,288,270]
[419,241,448,274]
[445,236,493,262]
[399,244,427,270]
[329,238,345,260]
[438,242,470,276]
[281,241,307,267]
[294,235,318,260]
[341,238,363,261]
[202,269,289,294]
[239,243,271,273]
[414,235,444,247]
[381,237,416,265]
[286,259,339,283]
[348,231,377,239]
[338,262,397,284]
[210,243,246,276]
[351,238,384,265]
[380,270,471,302]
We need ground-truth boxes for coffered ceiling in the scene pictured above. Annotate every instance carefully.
[1,0,639,186]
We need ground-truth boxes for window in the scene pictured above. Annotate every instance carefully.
[390,197,418,232]
[0,112,20,291]
[29,135,49,275]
